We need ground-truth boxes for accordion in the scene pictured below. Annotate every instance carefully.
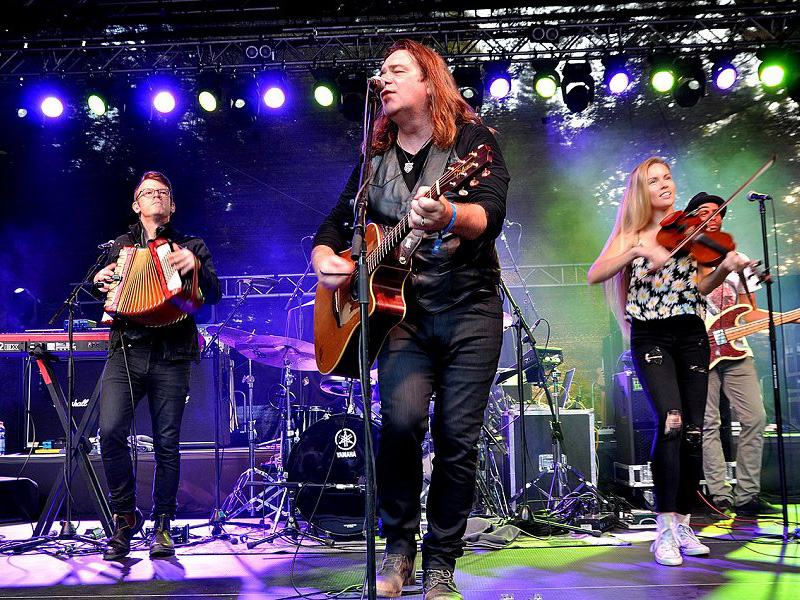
[102,239,204,327]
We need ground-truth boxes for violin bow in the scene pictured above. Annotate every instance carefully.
[667,154,776,259]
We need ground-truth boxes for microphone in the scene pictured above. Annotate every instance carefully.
[97,240,115,249]
[747,190,773,202]
[368,76,386,92]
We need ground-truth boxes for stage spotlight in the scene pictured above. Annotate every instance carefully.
[758,50,791,88]
[17,108,27,118]
[485,61,511,99]
[198,90,218,112]
[312,69,339,108]
[710,52,738,91]
[673,58,706,107]
[337,70,367,122]
[153,90,176,113]
[258,71,288,109]
[561,62,594,113]
[453,66,484,110]
[649,55,676,93]
[40,95,64,118]
[262,86,285,109]
[602,55,631,94]
[228,75,258,123]
[533,60,560,99]
[87,93,107,115]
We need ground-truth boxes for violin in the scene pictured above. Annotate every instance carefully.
[656,210,735,267]
[655,155,776,267]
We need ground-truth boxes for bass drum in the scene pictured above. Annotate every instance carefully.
[286,413,377,538]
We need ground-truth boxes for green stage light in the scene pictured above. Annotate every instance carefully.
[198,90,219,112]
[651,69,675,92]
[533,60,560,99]
[87,93,107,116]
[760,64,785,88]
[314,83,335,107]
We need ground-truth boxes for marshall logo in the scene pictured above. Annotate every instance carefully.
[71,398,90,408]
[335,427,357,458]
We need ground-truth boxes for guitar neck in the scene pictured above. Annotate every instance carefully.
[724,307,800,340]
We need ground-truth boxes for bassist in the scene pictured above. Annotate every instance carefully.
[690,192,789,518]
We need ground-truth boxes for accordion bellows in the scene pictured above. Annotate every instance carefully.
[103,239,204,327]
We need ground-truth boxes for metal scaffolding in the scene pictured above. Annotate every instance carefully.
[2,3,799,78]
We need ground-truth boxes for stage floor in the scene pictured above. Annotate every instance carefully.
[1,511,799,599]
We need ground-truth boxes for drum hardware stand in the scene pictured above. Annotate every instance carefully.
[198,278,277,538]
[474,424,512,519]
[4,244,113,554]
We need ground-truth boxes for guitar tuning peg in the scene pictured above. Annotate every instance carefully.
[458,189,469,196]
[481,168,491,178]
[469,178,479,187]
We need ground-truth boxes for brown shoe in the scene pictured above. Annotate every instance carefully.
[103,509,145,561]
[376,553,416,597]
[423,569,462,600]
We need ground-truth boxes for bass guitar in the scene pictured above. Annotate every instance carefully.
[314,144,493,377]
[707,303,800,369]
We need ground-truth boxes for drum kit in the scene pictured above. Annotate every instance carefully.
[206,324,379,539]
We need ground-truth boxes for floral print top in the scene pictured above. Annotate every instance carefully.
[625,254,705,322]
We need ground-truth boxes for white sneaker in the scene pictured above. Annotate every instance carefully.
[673,523,710,556]
[650,528,683,566]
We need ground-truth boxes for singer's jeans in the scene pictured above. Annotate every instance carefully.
[376,293,503,571]
[99,340,190,518]
[630,314,709,514]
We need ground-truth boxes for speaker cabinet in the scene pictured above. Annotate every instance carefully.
[501,408,596,509]
[612,371,655,465]
[25,354,229,448]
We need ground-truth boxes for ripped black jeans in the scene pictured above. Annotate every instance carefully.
[631,314,710,514]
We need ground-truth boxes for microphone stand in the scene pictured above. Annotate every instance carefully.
[752,195,795,541]
[498,226,598,536]
[351,81,380,600]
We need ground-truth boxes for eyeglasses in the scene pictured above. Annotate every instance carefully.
[137,188,171,199]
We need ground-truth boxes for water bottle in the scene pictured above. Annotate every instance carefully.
[0,420,5,456]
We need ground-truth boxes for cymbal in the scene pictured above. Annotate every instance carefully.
[319,371,378,397]
[205,325,254,347]
[235,335,317,371]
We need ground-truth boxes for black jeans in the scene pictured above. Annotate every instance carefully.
[630,314,709,514]
[99,341,191,518]
[376,293,503,571]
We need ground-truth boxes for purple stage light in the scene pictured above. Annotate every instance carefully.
[153,90,176,114]
[262,86,286,109]
[40,96,64,118]
[608,71,631,94]
[714,65,737,90]
[488,75,511,99]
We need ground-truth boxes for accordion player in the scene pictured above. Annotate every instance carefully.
[102,238,204,327]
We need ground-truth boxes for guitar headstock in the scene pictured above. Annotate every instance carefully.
[443,143,493,197]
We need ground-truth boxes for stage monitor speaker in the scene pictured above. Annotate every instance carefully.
[25,354,229,448]
[612,371,655,465]
[501,408,596,508]
[133,356,230,447]
[25,357,105,447]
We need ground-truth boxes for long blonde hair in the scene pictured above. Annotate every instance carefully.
[601,157,672,336]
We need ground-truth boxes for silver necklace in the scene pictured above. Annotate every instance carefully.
[397,137,431,174]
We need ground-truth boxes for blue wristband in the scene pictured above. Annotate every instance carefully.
[441,201,457,235]
[432,202,457,255]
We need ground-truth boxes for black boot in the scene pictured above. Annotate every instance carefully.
[149,515,175,559]
[103,509,145,561]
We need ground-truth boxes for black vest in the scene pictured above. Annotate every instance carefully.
[368,141,500,313]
